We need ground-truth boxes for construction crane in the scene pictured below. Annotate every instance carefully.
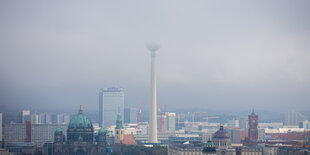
[202,116,219,124]
[136,102,144,129]
[192,112,207,127]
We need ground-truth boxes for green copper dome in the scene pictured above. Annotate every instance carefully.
[68,106,93,129]
[55,127,63,133]
[98,128,107,135]
[202,139,216,153]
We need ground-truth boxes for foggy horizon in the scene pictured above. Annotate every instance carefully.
[1,1,309,112]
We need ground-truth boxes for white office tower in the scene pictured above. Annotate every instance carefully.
[0,113,2,140]
[147,43,160,143]
[31,113,39,124]
[19,110,30,123]
[100,87,124,128]
[99,88,104,127]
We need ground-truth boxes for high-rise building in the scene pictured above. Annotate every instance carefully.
[3,123,67,146]
[124,108,137,124]
[99,87,124,128]
[248,109,258,142]
[157,112,175,132]
[19,110,30,123]
[31,113,39,124]
[63,114,70,124]
[239,117,248,130]
[227,119,239,128]
[99,88,104,128]
[285,109,307,126]
[167,113,176,131]
[0,113,2,141]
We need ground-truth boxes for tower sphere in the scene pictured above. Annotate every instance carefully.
[146,43,160,52]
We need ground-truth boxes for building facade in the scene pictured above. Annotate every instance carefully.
[248,110,258,142]
[99,87,124,128]
[53,106,108,155]
[124,108,137,124]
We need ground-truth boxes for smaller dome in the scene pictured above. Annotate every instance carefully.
[68,106,93,129]
[213,124,230,139]
[202,139,216,153]
[98,128,107,135]
[55,128,63,134]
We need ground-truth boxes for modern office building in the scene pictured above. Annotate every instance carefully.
[0,113,2,141]
[19,110,30,123]
[3,123,67,146]
[124,108,137,124]
[285,109,307,126]
[167,113,176,131]
[239,117,248,130]
[99,87,124,128]
[31,113,39,124]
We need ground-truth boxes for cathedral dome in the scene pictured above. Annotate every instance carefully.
[213,124,230,139]
[55,128,63,134]
[202,139,216,153]
[68,105,93,129]
[98,128,107,135]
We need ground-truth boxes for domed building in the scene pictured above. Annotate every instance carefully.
[212,124,232,149]
[212,124,235,155]
[53,106,108,155]
[202,139,217,155]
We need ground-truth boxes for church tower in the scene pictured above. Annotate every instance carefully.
[114,108,124,144]
[248,109,258,141]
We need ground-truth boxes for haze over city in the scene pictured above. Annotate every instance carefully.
[1,0,309,112]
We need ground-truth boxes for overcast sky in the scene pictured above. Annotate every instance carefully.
[0,0,309,112]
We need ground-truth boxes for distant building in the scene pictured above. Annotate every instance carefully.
[38,113,51,124]
[0,113,2,141]
[248,109,258,142]
[285,109,307,126]
[238,118,248,130]
[124,108,137,124]
[227,120,239,128]
[19,110,30,124]
[31,113,39,124]
[227,128,246,144]
[52,106,108,155]
[157,112,176,132]
[278,147,310,155]
[114,108,124,144]
[3,123,67,146]
[3,124,26,143]
[99,87,124,128]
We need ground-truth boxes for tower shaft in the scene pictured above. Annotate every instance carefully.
[149,52,158,143]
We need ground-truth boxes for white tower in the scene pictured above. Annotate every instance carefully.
[147,43,160,143]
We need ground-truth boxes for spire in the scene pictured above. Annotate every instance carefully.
[220,123,224,130]
[251,108,255,115]
[79,104,83,114]
[116,107,123,129]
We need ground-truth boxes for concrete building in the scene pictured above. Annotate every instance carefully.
[285,109,307,126]
[239,118,248,130]
[3,124,26,143]
[19,110,30,124]
[31,113,39,124]
[124,108,137,124]
[227,120,239,128]
[38,113,52,124]
[99,87,124,128]
[0,113,2,141]
[3,123,67,146]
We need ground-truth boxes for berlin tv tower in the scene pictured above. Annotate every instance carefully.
[147,43,160,143]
